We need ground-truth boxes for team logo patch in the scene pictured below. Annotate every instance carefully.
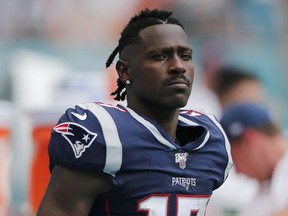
[175,152,188,169]
[53,122,97,158]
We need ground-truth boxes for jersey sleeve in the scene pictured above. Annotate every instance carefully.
[48,103,110,175]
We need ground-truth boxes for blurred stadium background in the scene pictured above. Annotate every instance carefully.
[0,0,287,215]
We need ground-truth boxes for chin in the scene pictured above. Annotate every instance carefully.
[159,93,190,109]
[175,95,190,107]
[170,99,188,108]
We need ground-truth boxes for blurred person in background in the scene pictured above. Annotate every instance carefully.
[213,65,265,108]
[221,102,288,216]
[36,8,232,216]
[204,65,266,216]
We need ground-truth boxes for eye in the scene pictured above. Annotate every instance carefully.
[152,54,167,61]
[181,53,192,61]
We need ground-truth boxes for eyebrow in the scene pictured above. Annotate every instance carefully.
[148,46,193,54]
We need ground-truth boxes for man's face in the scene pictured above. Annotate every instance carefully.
[231,138,266,181]
[231,142,257,178]
[122,24,194,109]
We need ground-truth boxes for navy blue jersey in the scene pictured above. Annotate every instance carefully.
[49,102,232,216]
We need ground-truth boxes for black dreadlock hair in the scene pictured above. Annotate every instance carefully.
[106,8,184,101]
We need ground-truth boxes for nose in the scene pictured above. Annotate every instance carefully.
[168,55,186,74]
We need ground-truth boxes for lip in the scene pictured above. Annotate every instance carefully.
[167,80,190,91]
[167,79,190,87]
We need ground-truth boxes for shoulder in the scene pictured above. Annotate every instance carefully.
[179,107,220,128]
[56,102,128,125]
[48,102,126,175]
[66,102,126,117]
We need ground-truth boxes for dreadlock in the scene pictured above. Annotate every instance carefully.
[106,8,184,101]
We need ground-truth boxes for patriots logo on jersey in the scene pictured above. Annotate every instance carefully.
[53,122,97,158]
[175,152,188,169]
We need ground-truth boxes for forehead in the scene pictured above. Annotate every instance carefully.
[120,24,191,59]
[139,24,190,50]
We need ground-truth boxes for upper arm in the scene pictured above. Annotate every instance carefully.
[36,165,112,216]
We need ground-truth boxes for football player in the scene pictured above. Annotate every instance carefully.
[37,8,232,216]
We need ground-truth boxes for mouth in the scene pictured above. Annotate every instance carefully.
[167,79,191,89]
[168,80,189,85]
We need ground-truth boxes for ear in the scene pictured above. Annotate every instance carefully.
[116,60,130,83]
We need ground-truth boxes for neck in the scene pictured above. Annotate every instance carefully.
[127,102,180,140]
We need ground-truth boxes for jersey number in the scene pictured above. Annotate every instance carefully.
[137,194,210,216]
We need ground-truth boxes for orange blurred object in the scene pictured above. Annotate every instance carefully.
[27,109,61,214]
[29,125,53,213]
[0,127,11,216]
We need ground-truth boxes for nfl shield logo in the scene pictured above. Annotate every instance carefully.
[175,152,188,169]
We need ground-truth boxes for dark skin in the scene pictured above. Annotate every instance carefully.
[36,24,194,216]
[36,166,112,216]
[117,24,194,140]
